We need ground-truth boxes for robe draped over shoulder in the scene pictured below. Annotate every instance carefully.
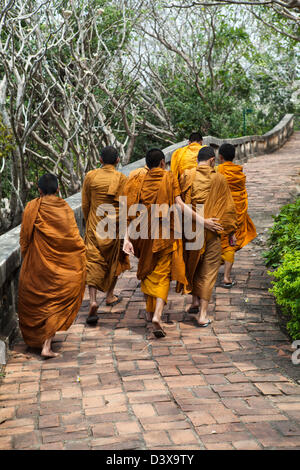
[170,143,205,180]
[82,164,130,291]
[178,165,238,293]
[18,195,86,348]
[217,162,256,262]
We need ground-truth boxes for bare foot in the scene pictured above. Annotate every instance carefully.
[152,316,166,335]
[146,312,154,322]
[41,349,59,358]
[88,302,99,317]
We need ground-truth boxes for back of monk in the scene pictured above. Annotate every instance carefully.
[18,195,86,348]
[217,161,256,263]
[124,168,187,312]
[179,166,238,300]
[82,164,130,292]
[171,142,204,180]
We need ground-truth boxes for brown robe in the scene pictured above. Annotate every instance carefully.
[82,164,130,291]
[179,165,238,300]
[18,195,86,348]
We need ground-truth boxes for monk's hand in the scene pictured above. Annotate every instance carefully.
[229,233,237,246]
[123,239,134,256]
[204,218,223,232]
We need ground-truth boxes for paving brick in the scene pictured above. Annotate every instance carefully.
[168,429,199,445]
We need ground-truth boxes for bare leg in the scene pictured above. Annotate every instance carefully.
[106,277,118,304]
[152,298,166,335]
[88,286,98,317]
[224,261,233,284]
[144,294,154,322]
[41,336,59,358]
[191,294,200,309]
[196,299,209,325]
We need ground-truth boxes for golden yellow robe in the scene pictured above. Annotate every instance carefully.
[124,168,187,312]
[171,142,205,180]
[179,166,238,300]
[18,195,86,348]
[217,162,257,263]
[82,164,130,291]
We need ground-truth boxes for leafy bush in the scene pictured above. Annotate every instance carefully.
[264,198,300,340]
[263,198,300,268]
[269,252,300,340]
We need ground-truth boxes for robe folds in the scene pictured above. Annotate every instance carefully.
[123,167,187,312]
[129,165,149,178]
[18,195,86,348]
[179,165,238,300]
[82,164,130,292]
[170,142,205,180]
[217,162,257,263]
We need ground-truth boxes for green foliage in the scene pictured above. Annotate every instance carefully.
[263,199,300,268]
[0,117,14,162]
[264,198,300,340]
[269,252,300,340]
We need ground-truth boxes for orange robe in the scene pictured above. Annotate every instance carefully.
[124,168,187,312]
[129,165,149,178]
[82,164,130,291]
[171,142,205,180]
[179,166,238,300]
[217,162,257,263]
[18,195,86,348]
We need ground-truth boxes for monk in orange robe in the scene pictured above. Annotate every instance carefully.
[217,143,257,287]
[179,146,238,327]
[171,132,205,180]
[18,174,86,358]
[123,148,222,337]
[82,146,130,324]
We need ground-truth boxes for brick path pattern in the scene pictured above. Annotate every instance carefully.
[0,133,300,450]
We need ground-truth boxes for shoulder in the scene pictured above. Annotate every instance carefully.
[23,197,40,214]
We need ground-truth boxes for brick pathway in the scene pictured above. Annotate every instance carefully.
[1,133,300,450]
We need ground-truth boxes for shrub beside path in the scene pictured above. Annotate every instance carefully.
[0,132,300,450]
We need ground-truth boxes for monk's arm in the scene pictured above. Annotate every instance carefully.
[81,175,91,221]
[175,196,223,232]
[19,204,32,258]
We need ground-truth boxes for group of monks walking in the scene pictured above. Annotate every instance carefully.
[17,133,256,358]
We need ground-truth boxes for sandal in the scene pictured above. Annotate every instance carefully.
[106,295,123,307]
[86,314,98,325]
[192,317,212,328]
[153,328,166,338]
[222,281,236,288]
[187,306,200,314]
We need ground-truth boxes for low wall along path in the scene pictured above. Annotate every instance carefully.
[0,124,299,450]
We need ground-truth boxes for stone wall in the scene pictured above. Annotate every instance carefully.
[0,113,294,355]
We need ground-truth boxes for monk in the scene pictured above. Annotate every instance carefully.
[18,174,86,358]
[217,143,257,287]
[123,148,222,338]
[179,146,238,327]
[82,146,130,324]
[171,132,205,180]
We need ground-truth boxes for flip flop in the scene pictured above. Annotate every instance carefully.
[153,329,166,339]
[222,281,236,288]
[192,317,212,328]
[187,306,200,314]
[106,295,123,307]
[86,314,98,325]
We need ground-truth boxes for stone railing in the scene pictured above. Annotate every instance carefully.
[0,113,294,358]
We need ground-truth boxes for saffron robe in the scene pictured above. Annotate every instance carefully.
[129,165,149,178]
[217,161,257,263]
[124,167,187,312]
[179,165,238,300]
[171,142,205,180]
[82,164,130,291]
[18,195,86,348]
